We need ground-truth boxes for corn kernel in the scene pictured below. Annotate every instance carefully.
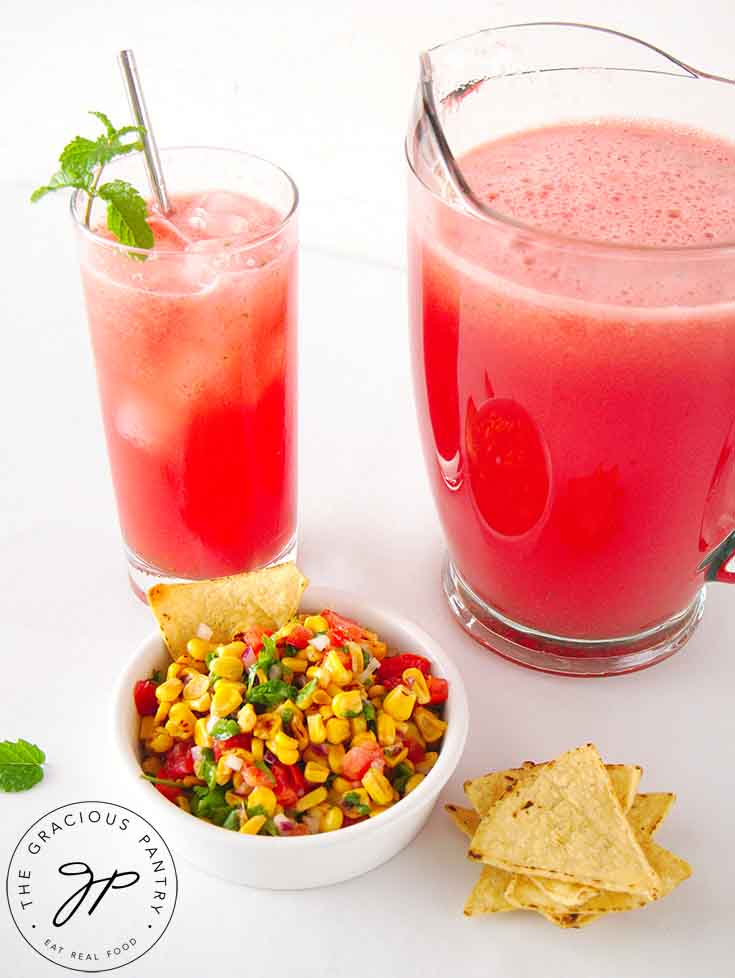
[347,641,364,675]
[156,678,183,703]
[382,685,416,722]
[166,702,197,740]
[269,743,299,766]
[212,683,243,717]
[325,717,350,744]
[183,673,209,701]
[332,776,356,794]
[351,731,377,748]
[414,707,447,743]
[154,702,170,725]
[141,755,161,775]
[371,699,383,711]
[188,692,211,713]
[405,773,425,794]
[362,768,393,805]
[313,689,331,706]
[304,614,328,633]
[320,806,344,832]
[139,716,156,741]
[251,737,264,761]
[327,743,345,774]
[240,814,266,835]
[369,641,387,660]
[282,656,307,673]
[248,786,277,817]
[238,703,257,733]
[212,656,244,681]
[416,751,438,775]
[369,805,391,818]
[194,716,212,748]
[340,787,370,814]
[304,761,330,784]
[167,662,183,680]
[253,713,282,741]
[377,710,396,746]
[187,637,213,660]
[368,684,386,699]
[306,647,323,663]
[402,667,431,704]
[296,787,328,812]
[351,716,368,737]
[306,713,326,745]
[382,745,409,768]
[148,728,173,753]
[176,796,191,813]
[332,689,363,719]
[215,755,236,786]
[403,721,425,748]
[219,641,246,658]
[225,790,244,808]
[319,704,334,721]
[274,731,299,752]
[325,650,352,686]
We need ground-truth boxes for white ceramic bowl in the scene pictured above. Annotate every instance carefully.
[112,586,469,889]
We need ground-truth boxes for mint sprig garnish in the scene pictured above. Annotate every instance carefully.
[0,739,46,792]
[31,111,154,252]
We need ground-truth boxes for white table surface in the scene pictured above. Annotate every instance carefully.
[2,2,734,977]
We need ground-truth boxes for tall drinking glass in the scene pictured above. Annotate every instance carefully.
[73,148,298,597]
[407,23,735,675]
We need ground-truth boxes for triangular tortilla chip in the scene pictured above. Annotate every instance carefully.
[506,874,598,912]
[575,839,691,914]
[465,762,641,817]
[469,745,660,899]
[148,563,308,657]
[627,793,675,838]
[446,804,481,839]
[464,866,515,915]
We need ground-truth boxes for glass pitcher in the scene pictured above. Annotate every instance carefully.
[406,22,735,676]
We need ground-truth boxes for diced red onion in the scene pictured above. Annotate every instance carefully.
[196,622,213,640]
[191,746,204,765]
[308,634,329,652]
[242,648,257,668]
[225,754,243,771]
[274,813,295,834]
[302,812,321,834]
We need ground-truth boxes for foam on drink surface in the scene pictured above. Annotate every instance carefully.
[459,120,735,248]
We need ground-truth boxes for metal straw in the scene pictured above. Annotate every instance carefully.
[118,49,171,214]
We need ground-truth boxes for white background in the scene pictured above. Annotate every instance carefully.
[2,2,734,976]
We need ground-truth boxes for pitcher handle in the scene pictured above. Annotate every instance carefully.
[698,530,735,583]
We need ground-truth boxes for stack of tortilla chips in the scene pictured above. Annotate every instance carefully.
[447,743,691,928]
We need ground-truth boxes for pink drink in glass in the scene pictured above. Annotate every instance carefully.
[75,152,298,594]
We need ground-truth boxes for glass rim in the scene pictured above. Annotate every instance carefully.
[70,145,299,259]
[408,21,735,258]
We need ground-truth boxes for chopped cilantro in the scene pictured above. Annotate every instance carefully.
[247,679,297,708]
[210,719,240,740]
[295,678,317,707]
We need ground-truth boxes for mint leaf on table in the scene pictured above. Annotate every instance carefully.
[0,739,46,792]
[98,180,154,250]
[31,110,153,252]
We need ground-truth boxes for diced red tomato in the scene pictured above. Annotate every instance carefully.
[271,762,307,809]
[377,653,431,685]
[279,624,313,649]
[239,628,265,654]
[323,610,365,642]
[134,679,158,716]
[342,742,384,781]
[155,783,182,802]
[427,676,449,704]
[405,739,426,765]
[163,741,195,778]
[212,733,252,760]
[242,764,277,790]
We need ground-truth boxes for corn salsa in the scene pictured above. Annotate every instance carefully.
[134,608,449,835]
